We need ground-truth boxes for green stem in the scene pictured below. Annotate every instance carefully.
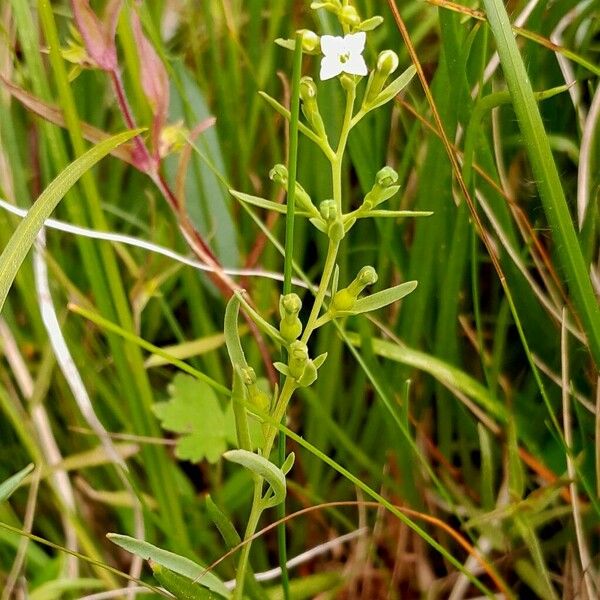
[233,71,356,600]
[233,481,264,600]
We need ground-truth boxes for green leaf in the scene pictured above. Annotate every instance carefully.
[347,281,418,316]
[106,534,229,597]
[0,129,141,314]
[166,61,238,267]
[346,333,507,421]
[153,374,234,463]
[482,0,600,367]
[223,449,286,508]
[364,210,433,218]
[358,16,384,31]
[151,562,224,599]
[205,495,241,548]
[365,65,416,112]
[0,463,34,502]
[229,189,311,216]
[224,295,246,367]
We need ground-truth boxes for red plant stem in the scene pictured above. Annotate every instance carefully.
[108,66,277,383]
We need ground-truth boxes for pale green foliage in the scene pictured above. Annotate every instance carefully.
[152,373,262,463]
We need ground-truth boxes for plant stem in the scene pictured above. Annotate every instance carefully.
[232,71,356,600]
[231,477,263,599]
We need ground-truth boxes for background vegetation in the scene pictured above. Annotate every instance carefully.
[0,0,598,598]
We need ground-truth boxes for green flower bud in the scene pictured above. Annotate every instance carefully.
[271,164,318,216]
[300,76,327,138]
[376,166,399,188]
[362,166,399,210]
[332,266,378,312]
[280,293,302,318]
[269,164,288,186]
[319,199,337,222]
[288,341,309,380]
[279,293,303,342]
[300,76,317,101]
[298,29,320,53]
[241,367,271,413]
[319,200,345,241]
[340,73,356,91]
[349,265,378,294]
[364,50,400,105]
[241,366,257,386]
[376,50,399,78]
[339,5,361,27]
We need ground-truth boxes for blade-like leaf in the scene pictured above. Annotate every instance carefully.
[223,449,286,507]
[348,281,418,315]
[0,129,141,315]
[229,189,311,217]
[106,534,229,597]
[365,65,416,111]
[482,0,600,367]
[0,464,34,502]
[151,563,224,599]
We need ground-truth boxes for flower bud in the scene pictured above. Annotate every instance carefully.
[241,367,270,414]
[269,164,288,187]
[319,199,337,222]
[364,50,400,105]
[300,76,317,101]
[279,293,303,343]
[280,293,302,318]
[298,29,320,53]
[376,50,399,78]
[362,166,399,210]
[319,200,345,241]
[300,77,327,138]
[332,266,378,312]
[340,73,356,91]
[288,341,309,380]
[339,5,361,27]
[376,166,399,188]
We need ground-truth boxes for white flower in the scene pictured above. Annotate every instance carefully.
[319,32,367,81]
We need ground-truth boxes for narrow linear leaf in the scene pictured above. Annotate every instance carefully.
[482,0,600,367]
[205,495,241,548]
[362,210,433,218]
[349,281,418,315]
[223,449,286,507]
[151,563,224,600]
[229,189,311,216]
[347,333,506,421]
[0,129,141,314]
[106,534,229,597]
[0,464,34,502]
[365,65,416,111]
[224,295,246,367]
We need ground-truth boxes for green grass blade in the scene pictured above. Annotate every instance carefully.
[0,129,140,315]
[481,0,600,367]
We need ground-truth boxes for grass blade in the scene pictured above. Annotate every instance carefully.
[0,129,140,315]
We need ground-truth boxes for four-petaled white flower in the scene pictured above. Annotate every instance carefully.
[319,32,367,81]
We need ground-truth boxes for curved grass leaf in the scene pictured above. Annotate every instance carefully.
[0,463,34,502]
[481,0,600,367]
[0,129,141,315]
[151,563,224,600]
[106,534,229,597]
[347,333,507,422]
[223,449,286,508]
